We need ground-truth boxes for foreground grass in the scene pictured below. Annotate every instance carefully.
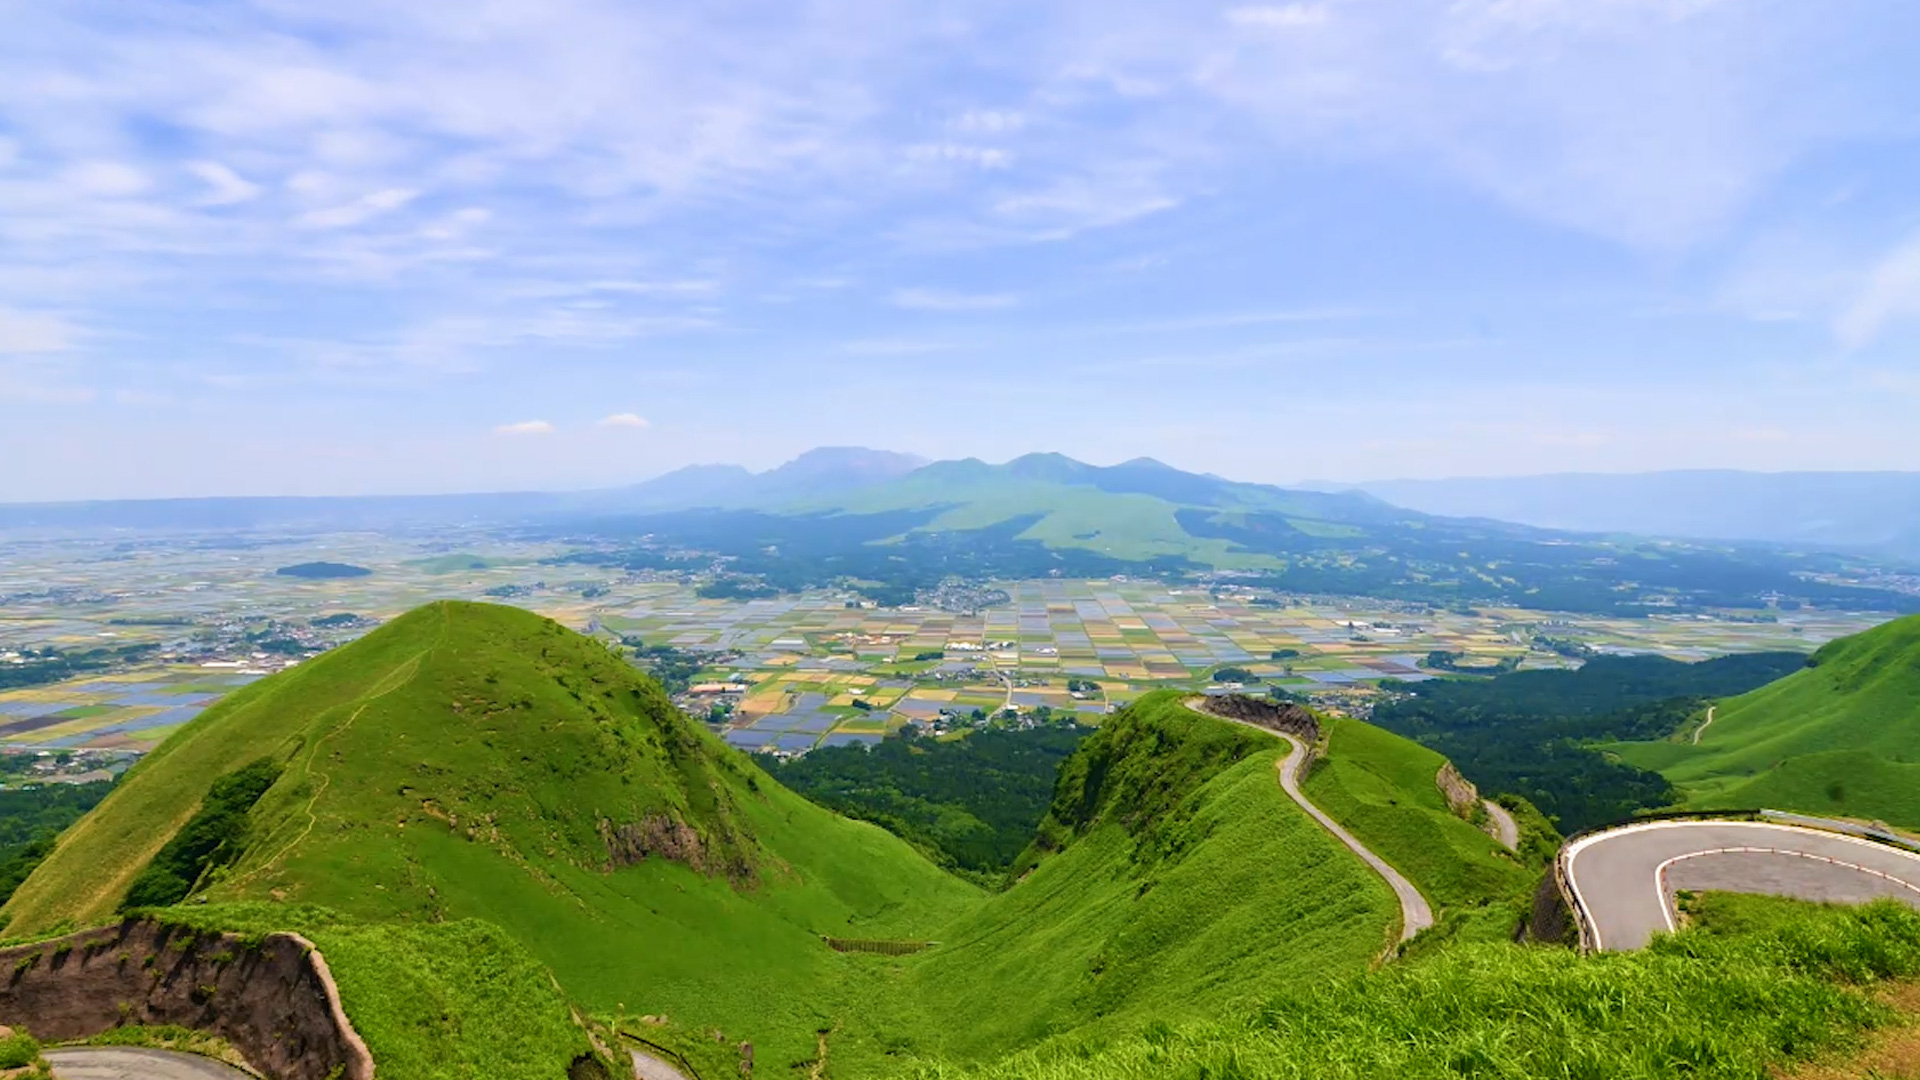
[904,901,1920,1080]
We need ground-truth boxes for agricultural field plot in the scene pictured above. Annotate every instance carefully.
[0,666,262,752]
[0,526,1895,761]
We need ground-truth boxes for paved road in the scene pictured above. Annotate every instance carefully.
[1188,701,1435,942]
[631,1048,690,1080]
[1482,799,1520,851]
[45,1048,253,1080]
[1563,820,1920,951]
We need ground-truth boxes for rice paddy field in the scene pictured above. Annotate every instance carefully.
[0,528,1893,760]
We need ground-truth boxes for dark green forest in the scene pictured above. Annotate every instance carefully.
[121,758,280,909]
[0,780,115,906]
[764,725,1091,879]
[548,505,1919,616]
[1370,651,1807,832]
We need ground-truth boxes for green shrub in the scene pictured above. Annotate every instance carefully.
[0,1029,41,1069]
[120,758,281,910]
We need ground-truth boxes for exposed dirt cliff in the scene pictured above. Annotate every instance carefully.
[0,919,373,1080]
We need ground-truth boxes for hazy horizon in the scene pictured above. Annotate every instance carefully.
[5,1,1920,501]
[6,444,1920,506]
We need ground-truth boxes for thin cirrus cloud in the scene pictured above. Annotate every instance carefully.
[493,419,555,436]
[295,188,419,230]
[0,309,75,354]
[1835,230,1920,350]
[890,288,1018,312]
[1,0,1919,498]
[186,161,262,206]
[596,413,650,428]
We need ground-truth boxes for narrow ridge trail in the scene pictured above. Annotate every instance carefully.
[1482,799,1520,851]
[1184,699,1435,943]
[1691,705,1717,745]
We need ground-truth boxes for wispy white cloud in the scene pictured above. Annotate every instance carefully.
[890,288,1018,312]
[295,188,419,230]
[906,144,1012,169]
[953,110,1026,134]
[1836,230,1920,349]
[0,0,1916,496]
[0,309,76,354]
[583,279,720,297]
[494,419,555,436]
[1225,5,1331,29]
[186,161,262,206]
[62,161,149,198]
[597,412,650,428]
[841,338,956,355]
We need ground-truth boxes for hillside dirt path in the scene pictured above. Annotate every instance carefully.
[1185,699,1435,943]
[1482,799,1520,850]
[229,621,443,891]
[1692,705,1717,745]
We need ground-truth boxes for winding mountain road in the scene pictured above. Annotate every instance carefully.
[1563,820,1920,951]
[45,1048,253,1080]
[1482,799,1520,851]
[1186,700,1434,943]
[631,1048,690,1080]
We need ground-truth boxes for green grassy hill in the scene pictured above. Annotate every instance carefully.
[2,601,979,1076]
[20,601,1888,1080]
[888,693,1399,1064]
[1612,613,1920,825]
[1300,718,1547,944]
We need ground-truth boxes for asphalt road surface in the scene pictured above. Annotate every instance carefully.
[1188,700,1435,942]
[631,1048,690,1080]
[44,1048,254,1080]
[1563,820,1920,951]
[1482,799,1520,851]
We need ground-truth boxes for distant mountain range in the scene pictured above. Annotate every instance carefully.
[1328,471,1920,561]
[3,451,1915,614]
[612,446,927,509]
[0,447,927,531]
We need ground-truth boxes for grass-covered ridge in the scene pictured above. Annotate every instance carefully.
[903,900,1920,1080]
[885,692,1398,1066]
[22,603,1904,1080]
[1,601,980,1075]
[1299,717,1547,945]
[1614,613,1920,826]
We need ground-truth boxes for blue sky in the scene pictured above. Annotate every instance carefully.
[3,0,1920,499]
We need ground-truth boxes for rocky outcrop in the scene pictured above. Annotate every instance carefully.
[1522,867,1578,947]
[0,919,374,1080]
[1193,695,1321,744]
[1435,763,1481,821]
[599,814,757,885]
